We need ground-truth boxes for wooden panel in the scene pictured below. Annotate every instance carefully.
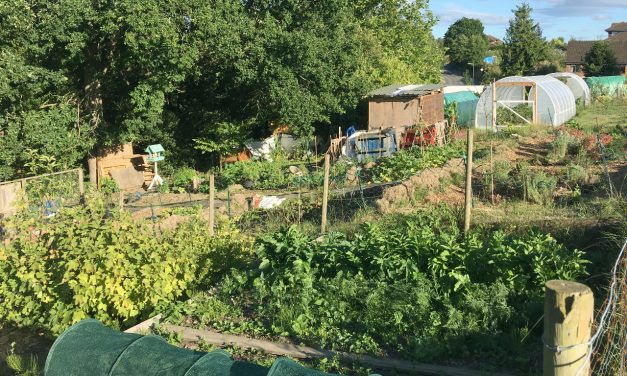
[368,98,420,131]
[418,92,444,125]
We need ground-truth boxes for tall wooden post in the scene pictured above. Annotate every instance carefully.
[463,128,474,233]
[78,168,85,197]
[209,174,215,236]
[543,280,594,376]
[490,141,494,205]
[492,81,497,131]
[321,154,330,233]
[533,83,539,124]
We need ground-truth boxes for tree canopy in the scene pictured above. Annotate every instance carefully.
[501,3,547,76]
[0,0,443,179]
[443,18,488,67]
[583,41,619,77]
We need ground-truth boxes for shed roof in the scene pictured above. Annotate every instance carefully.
[565,40,627,64]
[606,22,627,32]
[367,84,442,98]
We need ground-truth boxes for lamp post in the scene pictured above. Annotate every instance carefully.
[467,62,475,84]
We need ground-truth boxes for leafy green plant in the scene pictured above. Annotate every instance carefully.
[6,343,41,376]
[370,142,464,183]
[168,167,199,193]
[0,199,253,334]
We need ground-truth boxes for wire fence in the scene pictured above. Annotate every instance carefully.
[0,168,83,218]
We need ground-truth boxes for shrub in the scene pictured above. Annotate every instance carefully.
[564,164,589,187]
[370,142,464,183]
[177,210,587,364]
[548,131,578,163]
[0,199,252,334]
[168,168,199,193]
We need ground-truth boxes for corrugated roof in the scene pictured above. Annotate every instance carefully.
[606,22,627,32]
[565,40,627,64]
[367,84,442,98]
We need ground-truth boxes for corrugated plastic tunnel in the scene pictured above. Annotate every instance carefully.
[44,319,339,376]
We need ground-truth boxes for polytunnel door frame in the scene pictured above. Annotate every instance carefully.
[491,81,538,130]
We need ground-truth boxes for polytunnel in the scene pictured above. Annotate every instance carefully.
[548,72,591,106]
[475,75,576,130]
[45,319,343,376]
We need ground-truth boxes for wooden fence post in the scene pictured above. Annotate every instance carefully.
[78,168,85,197]
[463,128,474,233]
[543,280,594,376]
[209,174,215,236]
[321,154,330,233]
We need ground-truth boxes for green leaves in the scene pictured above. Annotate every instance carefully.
[0,204,253,334]
[501,3,548,76]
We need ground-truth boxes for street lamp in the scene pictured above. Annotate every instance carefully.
[467,62,475,84]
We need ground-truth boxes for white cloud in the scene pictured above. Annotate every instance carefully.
[436,6,509,26]
[535,0,627,17]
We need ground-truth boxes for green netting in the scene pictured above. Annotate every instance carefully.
[444,91,479,127]
[584,76,626,97]
[44,319,340,376]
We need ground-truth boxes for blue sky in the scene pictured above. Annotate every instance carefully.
[431,0,627,41]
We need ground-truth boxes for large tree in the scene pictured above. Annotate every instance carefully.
[583,41,619,77]
[501,3,547,76]
[443,18,488,68]
[0,0,444,178]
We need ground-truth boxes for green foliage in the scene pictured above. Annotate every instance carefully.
[0,0,444,178]
[0,198,253,334]
[168,168,200,193]
[497,104,533,125]
[370,142,465,182]
[172,209,587,363]
[547,131,579,163]
[501,3,548,76]
[447,32,489,67]
[6,344,40,376]
[516,166,557,205]
[583,41,620,77]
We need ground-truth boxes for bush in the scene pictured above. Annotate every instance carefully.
[370,142,464,183]
[515,166,557,206]
[0,197,252,334]
[168,168,199,193]
[178,209,587,362]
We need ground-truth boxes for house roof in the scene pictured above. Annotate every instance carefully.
[606,22,627,32]
[367,84,442,98]
[565,40,627,65]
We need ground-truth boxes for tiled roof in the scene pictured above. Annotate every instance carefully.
[565,40,627,65]
[606,22,627,32]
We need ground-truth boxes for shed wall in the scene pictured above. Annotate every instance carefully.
[419,92,445,125]
[368,98,419,131]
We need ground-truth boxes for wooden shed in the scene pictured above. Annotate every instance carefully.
[367,84,444,131]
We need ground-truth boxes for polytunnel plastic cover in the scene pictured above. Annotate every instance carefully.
[44,319,344,376]
[475,75,576,129]
[547,72,591,106]
[444,91,479,127]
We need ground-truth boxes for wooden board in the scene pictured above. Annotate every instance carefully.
[163,323,512,376]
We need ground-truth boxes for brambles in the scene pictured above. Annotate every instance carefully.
[0,201,253,334]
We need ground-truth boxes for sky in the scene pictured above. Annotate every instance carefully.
[431,0,627,41]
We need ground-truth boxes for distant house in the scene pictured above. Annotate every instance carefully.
[606,22,627,38]
[565,23,627,76]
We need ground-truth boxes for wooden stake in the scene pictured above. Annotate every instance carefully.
[463,128,474,233]
[490,141,494,205]
[543,280,594,376]
[321,154,330,233]
[78,168,85,197]
[209,174,215,236]
[492,81,497,131]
